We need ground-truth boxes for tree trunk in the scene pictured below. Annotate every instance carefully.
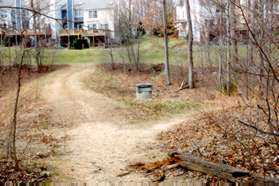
[218,8,225,90]
[185,0,194,89]
[246,0,255,99]
[136,38,140,70]
[162,0,171,85]
[231,0,238,65]
[7,50,26,161]
[226,0,232,95]
[107,37,115,70]
[31,0,40,70]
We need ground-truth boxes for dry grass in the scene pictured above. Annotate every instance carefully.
[83,64,229,122]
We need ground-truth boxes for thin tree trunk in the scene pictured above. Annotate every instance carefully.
[231,0,238,64]
[0,33,2,46]
[31,0,40,69]
[107,37,115,70]
[136,38,140,70]
[206,33,211,68]
[218,8,225,89]
[185,0,194,89]
[163,0,171,85]
[7,49,26,161]
[226,0,232,95]
[246,0,255,99]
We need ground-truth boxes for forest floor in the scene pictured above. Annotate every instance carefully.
[0,64,189,182]
[2,63,276,183]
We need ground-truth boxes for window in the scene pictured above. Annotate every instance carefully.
[89,24,97,29]
[89,10,97,18]
[0,13,7,19]
[74,9,83,18]
[0,10,8,19]
[101,24,109,30]
[176,0,184,6]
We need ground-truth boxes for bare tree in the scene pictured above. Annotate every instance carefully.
[185,0,194,89]
[162,0,171,85]
[231,0,279,146]
[117,0,144,71]
[0,5,59,163]
[7,46,26,161]
[231,0,238,65]
[226,0,232,95]
[218,2,226,90]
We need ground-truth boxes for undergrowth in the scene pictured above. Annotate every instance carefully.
[122,98,201,116]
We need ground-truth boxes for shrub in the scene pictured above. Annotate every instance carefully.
[73,38,90,49]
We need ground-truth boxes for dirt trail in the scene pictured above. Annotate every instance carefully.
[41,64,187,182]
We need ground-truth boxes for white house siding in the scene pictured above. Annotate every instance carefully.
[0,0,14,28]
[48,0,60,40]
[83,8,115,38]
[175,0,203,42]
[0,0,19,30]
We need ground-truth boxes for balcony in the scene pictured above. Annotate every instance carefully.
[74,17,84,23]
[59,29,110,38]
[59,29,83,36]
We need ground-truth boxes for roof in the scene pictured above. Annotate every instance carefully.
[81,0,114,10]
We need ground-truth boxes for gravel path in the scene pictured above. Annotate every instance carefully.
[41,64,186,182]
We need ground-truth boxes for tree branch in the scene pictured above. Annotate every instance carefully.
[238,120,279,137]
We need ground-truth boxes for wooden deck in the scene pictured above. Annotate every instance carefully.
[59,29,111,48]
[0,29,50,37]
[59,29,110,37]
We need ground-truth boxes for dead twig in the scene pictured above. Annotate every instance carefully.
[176,80,189,92]
[238,120,279,137]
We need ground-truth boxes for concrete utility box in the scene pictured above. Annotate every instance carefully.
[136,83,153,100]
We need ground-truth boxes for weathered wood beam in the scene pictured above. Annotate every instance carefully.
[169,152,249,182]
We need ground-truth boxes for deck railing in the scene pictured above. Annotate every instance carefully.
[59,29,111,37]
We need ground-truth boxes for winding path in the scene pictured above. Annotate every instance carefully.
[41,64,186,182]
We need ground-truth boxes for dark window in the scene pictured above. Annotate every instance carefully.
[89,10,97,18]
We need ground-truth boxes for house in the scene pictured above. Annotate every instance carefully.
[175,0,279,43]
[83,1,115,33]
[0,0,25,31]
[175,0,203,42]
[82,0,117,45]
[0,0,118,47]
[0,0,14,29]
[0,0,54,46]
[49,0,118,47]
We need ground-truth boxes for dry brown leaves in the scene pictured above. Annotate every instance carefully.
[128,157,188,182]
[93,63,220,101]
[159,106,279,178]
[0,160,50,182]
[0,65,65,182]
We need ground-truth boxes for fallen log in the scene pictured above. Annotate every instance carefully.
[169,152,249,182]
